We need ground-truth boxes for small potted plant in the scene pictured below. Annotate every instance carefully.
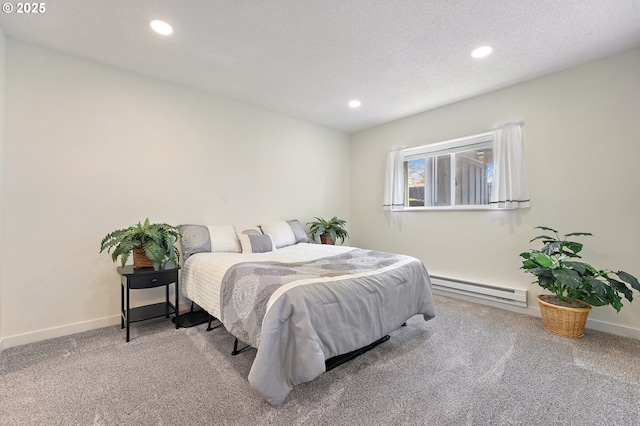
[100,218,180,270]
[520,226,639,338]
[307,216,349,245]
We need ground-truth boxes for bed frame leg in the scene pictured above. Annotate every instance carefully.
[206,315,223,332]
[325,334,391,371]
[232,338,250,356]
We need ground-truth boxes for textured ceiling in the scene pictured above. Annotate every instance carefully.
[1,0,639,132]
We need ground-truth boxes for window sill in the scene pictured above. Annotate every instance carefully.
[397,206,517,211]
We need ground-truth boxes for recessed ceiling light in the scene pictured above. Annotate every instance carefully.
[150,20,173,36]
[348,100,362,108]
[471,45,493,59]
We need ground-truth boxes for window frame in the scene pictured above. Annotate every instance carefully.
[402,132,495,211]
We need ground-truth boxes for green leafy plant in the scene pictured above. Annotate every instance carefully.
[307,216,349,245]
[520,226,639,312]
[100,218,180,268]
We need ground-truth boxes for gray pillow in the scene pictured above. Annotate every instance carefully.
[287,219,310,243]
[179,225,211,261]
[248,234,274,253]
[239,233,274,253]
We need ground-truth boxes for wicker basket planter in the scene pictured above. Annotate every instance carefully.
[537,295,591,338]
[133,248,154,268]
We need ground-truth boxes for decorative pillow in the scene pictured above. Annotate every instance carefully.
[235,226,263,239]
[179,225,211,261]
[260,221,297,249]
[207,225,241,253]
[238,233,274,253]
[287,219,310,243]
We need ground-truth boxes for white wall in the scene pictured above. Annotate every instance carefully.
[0,40,351,346]
[351,47,640,338]
[2,38,638,347]
[0,27,5,349]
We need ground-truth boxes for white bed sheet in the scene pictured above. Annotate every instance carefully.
[181,243,354,319]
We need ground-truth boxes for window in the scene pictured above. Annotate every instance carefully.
[402,133,493,209]
[384,123,528,212]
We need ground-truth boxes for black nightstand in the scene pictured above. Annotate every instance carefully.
[117,265,180,342]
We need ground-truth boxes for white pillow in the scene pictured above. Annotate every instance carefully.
[260,221,296,249]
[206,225,241,253]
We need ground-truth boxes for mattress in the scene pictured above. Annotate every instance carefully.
[182,243,354,319]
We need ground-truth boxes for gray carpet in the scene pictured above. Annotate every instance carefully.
[2,295,639,426]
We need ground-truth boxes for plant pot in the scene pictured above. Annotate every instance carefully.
[536,295,591,338]
[133,248,154,268]
[320,234,334,245]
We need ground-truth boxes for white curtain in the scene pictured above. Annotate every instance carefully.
[490,122,530,209]
[383,148,405,211]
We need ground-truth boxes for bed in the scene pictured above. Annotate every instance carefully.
[179,221,436,405]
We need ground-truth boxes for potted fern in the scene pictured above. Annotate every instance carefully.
[100,218,180,270]
[520,226,639,338]
[307,216,349,245]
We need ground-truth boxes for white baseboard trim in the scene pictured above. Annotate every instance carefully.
[583,317,640,340]
[433,290,640,340]
[0,301,194,351]
[1,314,121,350]
[3,294,637,351]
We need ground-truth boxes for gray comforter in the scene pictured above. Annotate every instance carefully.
[220,248,436,405]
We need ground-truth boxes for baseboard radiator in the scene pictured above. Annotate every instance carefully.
[430,275,527,307]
